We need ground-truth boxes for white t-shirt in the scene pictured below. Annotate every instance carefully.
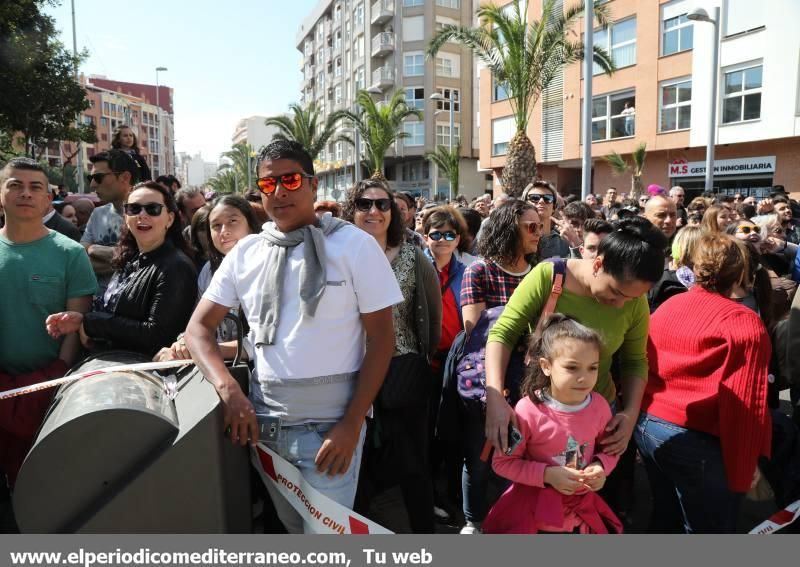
[204,224,403,380]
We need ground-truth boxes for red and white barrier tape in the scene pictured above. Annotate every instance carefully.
[252,443,393,534]
[0,359,193,401]
[748,499,800,534]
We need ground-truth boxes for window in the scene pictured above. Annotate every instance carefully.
[404,52,425,76]
[355,67,365,90]
[336,142,343,161]
[404,87,425,110]
[435,53,459,77]
[403,0,424,6]
[317,24,324,40]
[594,17,636,74]
[662,14,692,56]
[356,36,364,58]
[100,117,108,126]
[660,79,691,132]
[722,65,762,124]
[334,31,341,50]
[725,0,765,37]
[590,90,636,141]
[403,121,425,146]
[354,3,364,27]
[436,0,460,8]
[103,102,110,114]
[493,78,509,102]
[403,16,424,42]
[335,86,342,103]
[435,123,460,147]
[101,133,108,141]
[334,5,341,23]
[317,71,325,85]
[492,116,513,155]
[436,87,460,112]
[335,58,342,76]
[318,48,324,63]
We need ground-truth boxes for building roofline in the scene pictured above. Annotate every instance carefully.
[296,0,333,50]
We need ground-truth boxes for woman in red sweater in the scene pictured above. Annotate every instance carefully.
[636,233,772,533]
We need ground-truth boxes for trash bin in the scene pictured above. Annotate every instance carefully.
[13,351,251,533]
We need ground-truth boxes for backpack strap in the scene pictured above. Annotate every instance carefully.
[532,258,567,339]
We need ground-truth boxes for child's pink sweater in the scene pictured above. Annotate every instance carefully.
[492,392,619,532]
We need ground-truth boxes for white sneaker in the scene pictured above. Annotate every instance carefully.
[459,521,481,534]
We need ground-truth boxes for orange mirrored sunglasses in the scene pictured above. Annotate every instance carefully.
[256,172,313,195]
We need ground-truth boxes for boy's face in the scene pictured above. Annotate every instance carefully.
[580,231,606,260]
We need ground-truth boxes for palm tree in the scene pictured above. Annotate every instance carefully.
[428,0,615,197]
[340,89,422,180]
[604,142,647,199]
[206,169,238,194]
[426,142,462,198]
[218,142,255,185]
[265,102,349,160]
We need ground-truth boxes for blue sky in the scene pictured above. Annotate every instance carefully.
[46,0,318,165]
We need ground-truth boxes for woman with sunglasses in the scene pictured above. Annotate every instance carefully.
[522,181,571,259]
[111,124,151,182]
[421,206,470,521]
[483,217,667,525]
[154,195,262,362]
[458,199,542,534]
[46,182,197,358]
[342,180,442,534]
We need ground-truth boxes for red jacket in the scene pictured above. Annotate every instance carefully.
[642,286,772,492]
[0,359,66,486]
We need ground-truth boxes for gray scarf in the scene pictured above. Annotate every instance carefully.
[254,214,348,346]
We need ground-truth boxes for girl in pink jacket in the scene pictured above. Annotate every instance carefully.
[483,315,622,534]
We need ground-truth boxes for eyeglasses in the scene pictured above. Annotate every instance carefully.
[525,193,555,205]
[87,171,115,185]
[354,197,392,212]
[427,230,457,241]
[255,172,313,195]
[521,220,544,235]
[123,202,165,216]
[736,225,761,235]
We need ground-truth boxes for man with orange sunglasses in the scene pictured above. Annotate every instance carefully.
[186,140,402,533]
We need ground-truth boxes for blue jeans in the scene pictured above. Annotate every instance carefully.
[263,422,366,534]
[634,412,742,533]
[462,400,506,523]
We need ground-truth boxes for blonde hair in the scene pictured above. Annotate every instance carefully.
[671,226,703,268]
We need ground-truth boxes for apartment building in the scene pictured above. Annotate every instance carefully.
[296,0,488,200]
[55,75,176,181]
[231,116,280,153]
[479,0,800,200]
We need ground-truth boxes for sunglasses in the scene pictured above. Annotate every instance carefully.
[428,230,457,241]
[123,202,165,216]
[521,220,544,234]
[525,193,555,205]
[355,197,392,212]
[256,172,313,194]
[736,225,761,235]
[87,171,115,184]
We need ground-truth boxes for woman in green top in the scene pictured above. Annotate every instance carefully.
[485,217,668,457]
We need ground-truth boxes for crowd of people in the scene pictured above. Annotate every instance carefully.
[1,135,800,535]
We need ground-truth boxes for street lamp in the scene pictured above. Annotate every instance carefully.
[687,7,720,194]
[71,0,84,193]
[155,67,168,177]
[430,91,455,201]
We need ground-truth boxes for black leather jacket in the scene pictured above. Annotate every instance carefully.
[83,240,197,357]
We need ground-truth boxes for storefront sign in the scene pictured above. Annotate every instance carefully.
[668,156,776,178]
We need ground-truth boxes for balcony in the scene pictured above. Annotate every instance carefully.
[371,66,394,90]
[371,0,393,25]
[371,32,394,58]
